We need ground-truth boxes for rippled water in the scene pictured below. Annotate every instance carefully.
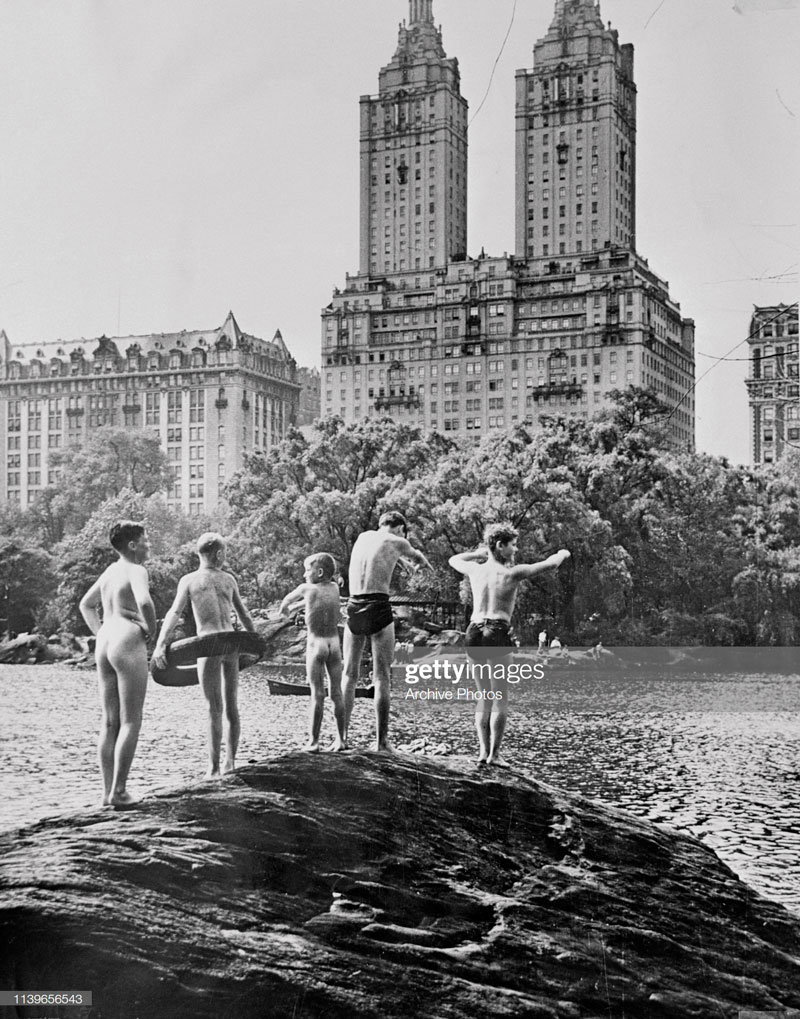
[2,663,799,915]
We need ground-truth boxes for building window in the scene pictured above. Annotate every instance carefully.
[167,391,182,424]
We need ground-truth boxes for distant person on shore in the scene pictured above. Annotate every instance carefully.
[591,640,604,660]
[344,511,433,751]
[449,524,571,769]
[153,533,255,778]
[538,629,548,654]
[550,636,562,651]
[79,520,157,810]
[278,553,345,752]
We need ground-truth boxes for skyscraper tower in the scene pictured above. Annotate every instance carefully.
[515,0,636,258]
[358,0,468,275]
[322,0,695,452]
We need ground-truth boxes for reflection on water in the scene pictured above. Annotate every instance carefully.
[1,663,799,915]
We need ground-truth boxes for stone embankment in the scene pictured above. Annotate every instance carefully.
[1,753,799,1018]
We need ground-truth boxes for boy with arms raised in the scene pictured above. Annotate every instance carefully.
[79,520,157,809]
[153,532,255,777]
[449,523,570,768]
[278,553,345,752]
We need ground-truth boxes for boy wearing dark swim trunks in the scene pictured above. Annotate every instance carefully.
[279,553,345,752]
[79,520,157,809]
[449,523,570,768]
[153,532,255,778]
[344,511,433,751]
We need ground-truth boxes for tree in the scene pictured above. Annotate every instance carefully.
[599,384,673,447]
[47,427,172,534]
[225,417,451,602]
[388,423,632,642]
[0,539,56,637]
[46,490,202,633]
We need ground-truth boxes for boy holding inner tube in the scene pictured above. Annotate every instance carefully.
[153,532,255,777]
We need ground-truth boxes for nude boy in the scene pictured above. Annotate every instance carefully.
[344,511,432,751]
[449,523,570,768]
[79,520,157,809]
[279,553,345,752]
[153,532,255,777]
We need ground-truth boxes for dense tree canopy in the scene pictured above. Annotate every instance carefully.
[0,539,56,636]
[3,399,800,645]
[38,427,173,538]
[46,491,206,634]
[225,416,453,601]
[222,410,800,645]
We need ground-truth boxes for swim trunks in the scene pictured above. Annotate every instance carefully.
[465,618,516,662]
[346,593,394,637]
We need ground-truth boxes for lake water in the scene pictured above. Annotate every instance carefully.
[1,662,799,916]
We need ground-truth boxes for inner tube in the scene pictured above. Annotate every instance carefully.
[151,630,267,687]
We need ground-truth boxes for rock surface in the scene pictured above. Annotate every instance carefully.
[1,753,799,1019]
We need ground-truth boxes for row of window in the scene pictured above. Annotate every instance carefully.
[324,349,630,385]
[754,320,799,339]
[326,368,636,403]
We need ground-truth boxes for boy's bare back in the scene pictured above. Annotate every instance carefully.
[183,568,238,635]
[304,582,341,639]
[97,559,152,631]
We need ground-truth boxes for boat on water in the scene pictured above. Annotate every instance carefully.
[255,660,375,698]
[266,677,375,698]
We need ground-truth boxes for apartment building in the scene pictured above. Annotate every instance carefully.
[322,0,695,450]
[746,304,800,465]
[0,312,300,512]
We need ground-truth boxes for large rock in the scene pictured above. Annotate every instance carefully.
[0,632,46,664]
[1,753,799,1019]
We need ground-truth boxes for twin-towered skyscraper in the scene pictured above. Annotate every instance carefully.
[322,0,695,450]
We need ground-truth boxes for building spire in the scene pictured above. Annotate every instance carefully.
[409,0,434,26]
[549,0,604,32]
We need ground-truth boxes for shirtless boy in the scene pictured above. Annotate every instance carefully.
[279,553,345,752]
[79,520,157,809]
[449,523,570,768]
[344,511,432,751]
[153,532,255,777]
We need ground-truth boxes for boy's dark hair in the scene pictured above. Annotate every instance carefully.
[305,553,337,580]
[379,510,408,534]
[110,520,145,552]
[483,522,519,561]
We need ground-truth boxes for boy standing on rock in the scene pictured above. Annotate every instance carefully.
[449,523,570,768]
[79,520,157,809]
[278,553,345,752]
[153,533,255,778]
[344,511,433,752]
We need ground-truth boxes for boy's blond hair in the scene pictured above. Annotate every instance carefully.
[304,552,337,581]
[197,532,226,557]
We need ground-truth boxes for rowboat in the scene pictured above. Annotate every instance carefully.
[266,677,375,698]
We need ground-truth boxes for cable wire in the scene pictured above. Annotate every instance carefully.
[468,0,518,128]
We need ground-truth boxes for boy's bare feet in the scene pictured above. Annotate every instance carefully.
[222,759,236,774]
[487,755,511,769]
[375,740,394,754]
[205,767,221,780]
[327,738,348,752]
[302,741,321,753]
[110,790,139,810]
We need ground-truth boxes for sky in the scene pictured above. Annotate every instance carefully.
[0,0,797,463]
